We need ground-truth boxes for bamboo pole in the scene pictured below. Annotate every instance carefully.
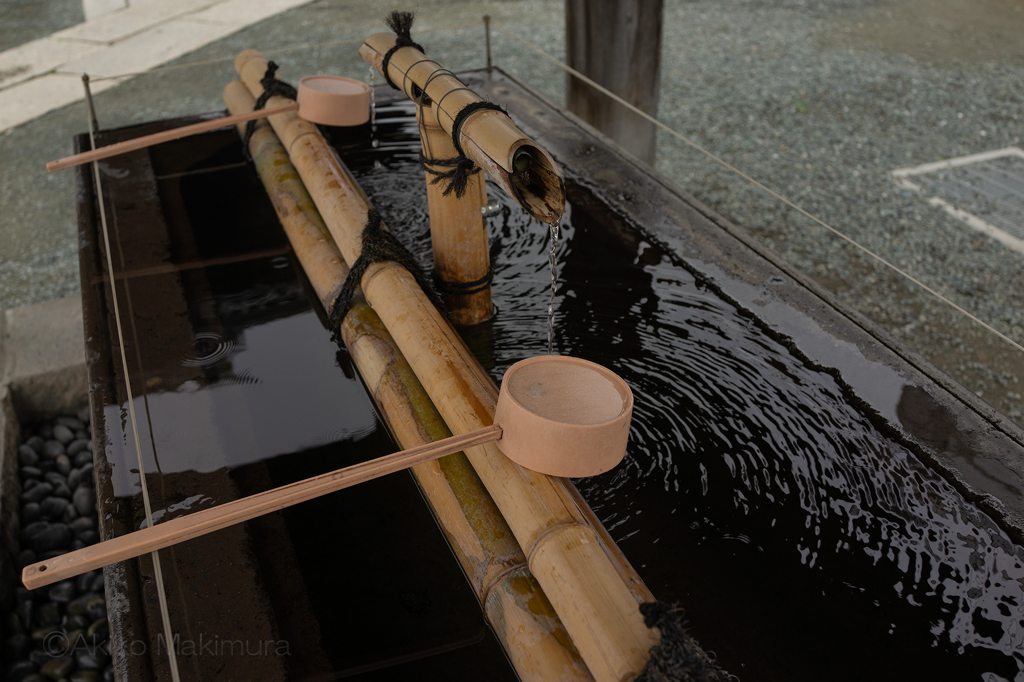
[358,35,565,225]
[234,52,657,682]
[224,80,594,682]
[418,104,493,325]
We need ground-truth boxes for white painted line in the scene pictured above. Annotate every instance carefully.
[0,73,122,131]
[926,196,1024,255]
[891,148,1024,255]
[83,0,127,22]
[892,147,1024,178]
[0,38,104,92]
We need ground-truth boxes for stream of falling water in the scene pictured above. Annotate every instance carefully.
[547,220,560,355]
[368,66,379,148]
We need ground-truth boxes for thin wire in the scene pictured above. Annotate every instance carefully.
[490,21,1024,357]
[82,77,182,682]
[87,20,484,82]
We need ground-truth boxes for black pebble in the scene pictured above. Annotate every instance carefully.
[18,445,39,467]
[4,632,33,660]
[69,517,94,533]
[5,659,38,682]
[21,483,52,504]
[76,571,98,593]
[16,549,36,569]
[34,601,61,628]
[14,600,33,631]
[74,451,94,469]
[67,439,89,457]
[48,580,77,603]
[21,520,50,543]
[20,502,41,525]
[40,497,69,519]
[56,416,85,432]
[19,467,42,481]
[31,523,72,553]
[73,487,96,517]
[76,530,100,546]
[24,435,44,453]
[41,440,64,459]
[53,424,75,444]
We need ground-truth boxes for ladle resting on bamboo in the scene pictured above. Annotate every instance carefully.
[22,356,632,590]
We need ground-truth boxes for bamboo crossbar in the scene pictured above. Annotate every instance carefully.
[45,103,298,172]
[22,426,503,589]
[233,50,656,682]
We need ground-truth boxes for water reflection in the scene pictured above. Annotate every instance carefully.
[349,104,1024,679]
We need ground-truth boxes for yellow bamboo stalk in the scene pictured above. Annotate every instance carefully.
[418,103,493,325]
[224,80,593,682]
[358,34,565,225]
[232,53,658,682]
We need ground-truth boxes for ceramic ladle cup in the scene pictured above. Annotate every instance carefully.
[23,355,633,589]
[46,75,371,172]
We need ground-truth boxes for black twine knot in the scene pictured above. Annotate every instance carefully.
[328,208,446,341]
[635,602,733,682]
[243,61,298,160]
[418,100,510,199]
[381,11,425,91]
[420,152,480,198]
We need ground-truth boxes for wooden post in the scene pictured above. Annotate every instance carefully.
[565,0,664,164]
[223,80,594,682]
[234,52,658,682]
[418,104,494,325]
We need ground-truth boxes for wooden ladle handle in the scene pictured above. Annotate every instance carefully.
[45,102,300,172]
[22,424,502,589]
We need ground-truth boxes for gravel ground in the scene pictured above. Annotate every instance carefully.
[0,0,83,53]
[649,0,1024,424]
[0,0,1021,423]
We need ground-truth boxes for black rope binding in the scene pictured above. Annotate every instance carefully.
[381,11,425,90]
[419,152,480,198]
[419,101,510,199]
[243,61,298,160]
[635,602,733,682]
[328,209,446,340]
[432,269,493,297]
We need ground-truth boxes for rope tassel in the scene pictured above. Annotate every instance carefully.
[420,153,480,198]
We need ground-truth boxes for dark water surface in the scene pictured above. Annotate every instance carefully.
[91,121,517,680]
[92,98,1024,682]
[345,101,1024,682]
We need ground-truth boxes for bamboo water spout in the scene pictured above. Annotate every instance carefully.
[233,50,656,682]
[359,32,565,224]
